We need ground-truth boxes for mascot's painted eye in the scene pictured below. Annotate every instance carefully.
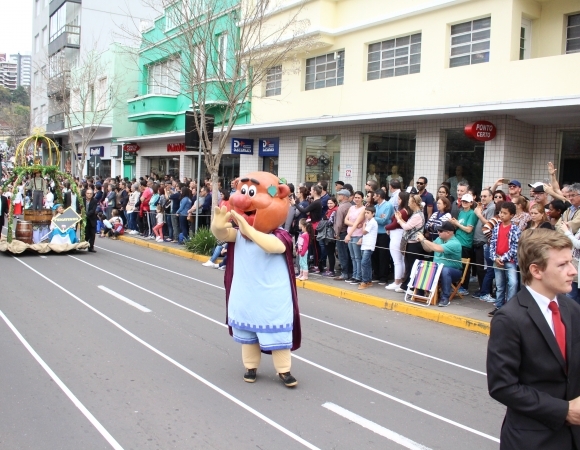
[240,184,249,195]
[248,186,257,197]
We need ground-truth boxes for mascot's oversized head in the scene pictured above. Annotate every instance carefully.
[229,171,290,234]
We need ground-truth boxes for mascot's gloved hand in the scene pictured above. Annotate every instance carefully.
[211,206,234,242]
[230,209,285,254]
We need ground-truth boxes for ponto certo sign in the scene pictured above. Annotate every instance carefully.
[464,121,497,142]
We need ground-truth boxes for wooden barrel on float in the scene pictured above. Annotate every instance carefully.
[15,221,33,244]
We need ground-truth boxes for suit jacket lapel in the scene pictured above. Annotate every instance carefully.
[521,290,567,373]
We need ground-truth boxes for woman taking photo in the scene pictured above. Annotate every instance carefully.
[343,191,366,284]
[385,191,411,290]
[525,203,554,230]
[321,197,339,277]
[425,197,452,240]
[394,194,425,293]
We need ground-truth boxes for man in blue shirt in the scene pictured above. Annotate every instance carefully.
[372,189,394,284]
[417,221,463,307]
[388,179,401,210]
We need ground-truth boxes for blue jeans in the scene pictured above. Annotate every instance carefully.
[127,211,137,231]
[567,281,580,305]
[348,236,362,280]
[318,239,328,270]
[494,261,518,308]
[440,266,463,301]
[337,231,352,279]
[480,244,495,296]
[361,249,373,283]
[210,244,224,263]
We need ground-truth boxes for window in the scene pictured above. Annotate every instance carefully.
[450,17,491,67]
[44,0,48,7]
[42,27,48,47]
[50,3,81,43]
[36,0,40,16]
[364,132,416,189]
[95,77,108,110]
[444,129,485,193]
[34,71,39,88]
[89,84,95,111]
[193,44,206,79]
[265,65,282,96]
[71,88,81,112]
[559,131,580,183]
[33,108,39,126]
[367,33,421,81]
[165,2,184,31]
[520,18,531,60]
[566,14,580,54]
[40,104,47,125]
[218,33,228,77]
[35,34,40,53]
[147,57,181,95]
[305,51,344,90]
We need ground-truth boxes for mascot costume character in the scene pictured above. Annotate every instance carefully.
[211,171,301,388]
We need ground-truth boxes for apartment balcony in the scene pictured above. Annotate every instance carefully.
[49,0,81,16]
[48,25,81,57]
[127,94,179,122]
[47,71,71,98]
[46,113,65,133]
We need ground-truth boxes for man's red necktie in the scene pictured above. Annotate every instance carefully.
[548,301,566,362]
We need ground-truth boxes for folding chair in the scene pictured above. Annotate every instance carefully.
[404,260,443,307]
[449,258,471,301]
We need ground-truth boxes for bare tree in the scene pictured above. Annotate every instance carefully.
[1,103,30,150]
[42,45,131,174]
[126,0,312,208]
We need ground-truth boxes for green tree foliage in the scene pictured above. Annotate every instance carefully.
[11,86,30,106]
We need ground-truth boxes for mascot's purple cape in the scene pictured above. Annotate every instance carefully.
[224,227,301,353]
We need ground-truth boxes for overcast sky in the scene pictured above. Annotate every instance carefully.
[1,3,33,55]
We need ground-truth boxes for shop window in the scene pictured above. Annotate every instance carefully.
[450,17,491,68]
[367,33,421,81]
[262,156,278,176]
[305,51,344,91]
[566,14,580,54]
[560,131,580,184]
[149,156,180,179]
[216,154,240,190]
[303,136,340,186]
[364,132,415,190]
[444,129,484,195]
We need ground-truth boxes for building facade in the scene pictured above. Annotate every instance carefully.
[30,0,156,176]
[0,55,18,90]
[120,0,249,185]
[226,0,580,194]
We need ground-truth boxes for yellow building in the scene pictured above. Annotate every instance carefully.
[231,0,580,194]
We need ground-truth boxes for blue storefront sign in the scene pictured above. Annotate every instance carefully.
[231,138,254,154]
[259,138,279,157]
[89,146,105,157]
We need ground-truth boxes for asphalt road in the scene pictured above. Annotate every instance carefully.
[0,239,505,449]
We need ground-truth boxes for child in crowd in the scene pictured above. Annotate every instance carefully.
[98,209,124,239]
[489,202,522,317]
[152,204,165,242]
[296,218,313,281]
[358,205,378,290]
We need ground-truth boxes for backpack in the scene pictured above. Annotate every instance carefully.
[316,218,335,242]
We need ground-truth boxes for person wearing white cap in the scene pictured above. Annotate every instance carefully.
[449,193,478,295]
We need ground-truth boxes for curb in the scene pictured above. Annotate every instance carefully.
[118,235,490,336]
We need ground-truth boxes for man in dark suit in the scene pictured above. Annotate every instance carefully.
[0,187,8,236]
[84,189,97,253]
[487,228,580,450]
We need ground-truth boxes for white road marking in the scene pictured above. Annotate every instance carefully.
[94,246,486,376]
[40,255,47,259]
[95,246,225,290]
[69,255,499,443]
[14,257,321,450]
[322,402,432,450]
[98,286,152,312]
[296,355,499,443]
[301,314,486,376]
[0,309,124,450]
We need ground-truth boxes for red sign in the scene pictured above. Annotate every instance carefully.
[123,143,140,153]
[167,143,186,152]
[464,121,497,141]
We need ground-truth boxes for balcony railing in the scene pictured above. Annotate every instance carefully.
[48,25,81,56]
[46,113,66,133]
[47,70,70,97]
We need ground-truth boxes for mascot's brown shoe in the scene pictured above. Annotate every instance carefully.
[244,368,257,383]
[278,372,298,388]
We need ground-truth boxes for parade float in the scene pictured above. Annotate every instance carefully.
[0,130,89,254]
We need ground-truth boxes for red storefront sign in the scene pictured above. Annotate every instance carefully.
[464,121,497,141]
[167,143,186,152]
[123,143,140,153]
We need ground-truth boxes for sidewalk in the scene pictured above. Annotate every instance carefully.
[117,235,492,335]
